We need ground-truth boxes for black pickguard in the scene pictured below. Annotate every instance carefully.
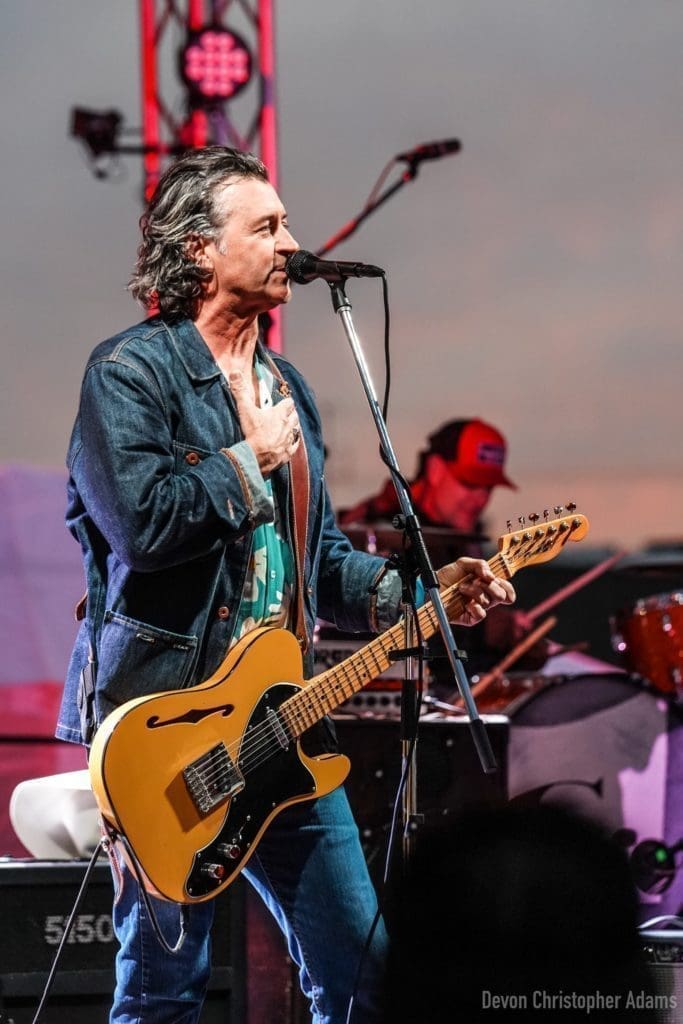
[185,683,314,899]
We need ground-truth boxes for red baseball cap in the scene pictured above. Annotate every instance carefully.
[427,419,517,490]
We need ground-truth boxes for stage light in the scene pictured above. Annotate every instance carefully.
[70,108,122,156]
[180,27,252,106]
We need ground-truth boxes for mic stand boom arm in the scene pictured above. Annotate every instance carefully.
[327,282,498,787]
[316,166,418,257]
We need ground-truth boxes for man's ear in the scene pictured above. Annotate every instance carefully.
[424,453,449,486]
[185,234,212,270]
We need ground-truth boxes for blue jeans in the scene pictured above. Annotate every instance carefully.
[110,787,388,1023]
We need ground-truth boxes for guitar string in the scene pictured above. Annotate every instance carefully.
[198,590,444,780]
[187,546,537,792]
[173,526,581,801]
[187,594,459,792]
[186,544,553,791]
[187,551,520,793]
[202,612,413,777]
[188,573,475,788]
[188,638,414,789]
[193,527,582,791]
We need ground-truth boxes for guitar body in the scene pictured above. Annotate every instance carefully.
[89,627,350,903]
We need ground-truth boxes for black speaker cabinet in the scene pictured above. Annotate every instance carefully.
[0,859,246,1023]
[641,928,683,1023]
[333,715,508,882]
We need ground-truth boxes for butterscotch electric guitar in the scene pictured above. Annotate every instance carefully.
[89,511,589,903]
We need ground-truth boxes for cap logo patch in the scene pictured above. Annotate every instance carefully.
[476,442,504,467]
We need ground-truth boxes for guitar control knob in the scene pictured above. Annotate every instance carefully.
[201,862,225,880]
[217,843,241,860]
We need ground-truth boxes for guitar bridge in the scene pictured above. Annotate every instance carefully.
[183,742,245,814]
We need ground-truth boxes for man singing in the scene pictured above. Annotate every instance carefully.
[57,146,515,1023]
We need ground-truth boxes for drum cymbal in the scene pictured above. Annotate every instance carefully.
[341,522,486,549]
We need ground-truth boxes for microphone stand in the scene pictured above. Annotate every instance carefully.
[316,164,419,257]
[327,281,497,867]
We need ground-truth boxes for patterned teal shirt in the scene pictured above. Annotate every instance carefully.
[231,359,294,645]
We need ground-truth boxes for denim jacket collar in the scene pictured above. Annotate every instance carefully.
[167,318,285,407]
[166,317,224,385]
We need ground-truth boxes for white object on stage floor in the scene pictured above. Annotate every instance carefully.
[9,769,101,859]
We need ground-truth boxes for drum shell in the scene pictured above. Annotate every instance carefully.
[610,591,683,695]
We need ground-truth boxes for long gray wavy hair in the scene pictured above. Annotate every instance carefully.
[128,146,268,320]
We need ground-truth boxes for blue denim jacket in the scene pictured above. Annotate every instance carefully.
[57,316,400,744]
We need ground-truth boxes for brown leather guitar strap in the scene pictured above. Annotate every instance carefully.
[288,426,311,654]
[266,357,310,654]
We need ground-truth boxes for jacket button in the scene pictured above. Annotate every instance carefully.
[217,606,230,620]
[185,451,200,465]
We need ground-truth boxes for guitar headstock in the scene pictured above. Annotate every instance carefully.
[497,508,589,576]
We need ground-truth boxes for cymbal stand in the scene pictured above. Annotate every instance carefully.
[327,281,498,868]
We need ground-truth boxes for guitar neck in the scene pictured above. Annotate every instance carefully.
[279,551,510,739]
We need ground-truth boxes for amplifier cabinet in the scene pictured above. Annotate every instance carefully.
[641,930,683,1024]
[0,859,245,1023]
[333,715,508,882]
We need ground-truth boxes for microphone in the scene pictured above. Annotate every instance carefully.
[395,138,462,164]
[285,250,385,285]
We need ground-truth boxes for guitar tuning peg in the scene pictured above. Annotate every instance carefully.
[518,515,526,526]
[554,505,563,516]
[543,509,550,522]
[506,520,512,532]
[528,512,540,525]
[566,501,577,513]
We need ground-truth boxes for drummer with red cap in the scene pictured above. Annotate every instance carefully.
[339,418,516,537]
[339,418,538,676]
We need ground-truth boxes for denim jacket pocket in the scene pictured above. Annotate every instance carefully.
[97,610,199,714]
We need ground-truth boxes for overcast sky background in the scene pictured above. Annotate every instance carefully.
[1,2,682,550]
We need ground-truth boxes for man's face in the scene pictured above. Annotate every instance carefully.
[423,454,493,532]
[202,177,299,315]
